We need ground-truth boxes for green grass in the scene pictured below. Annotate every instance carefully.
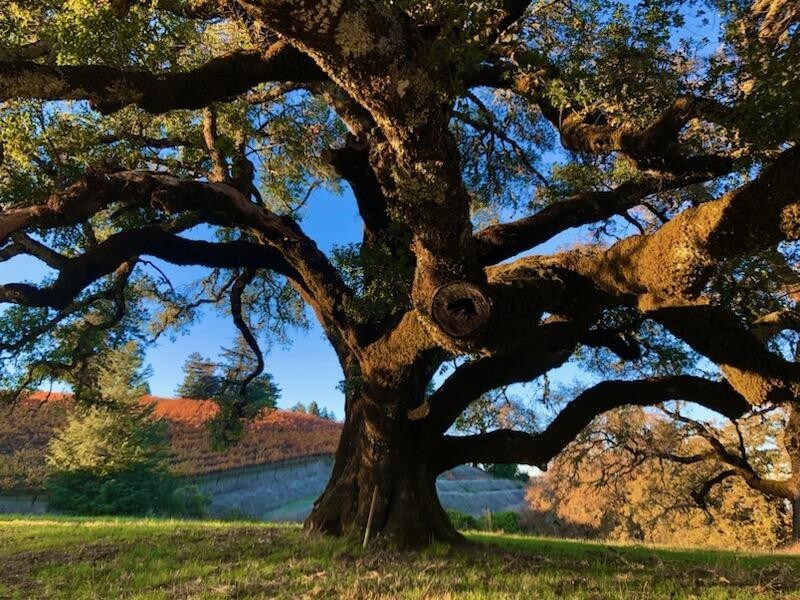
[1,516,799,599]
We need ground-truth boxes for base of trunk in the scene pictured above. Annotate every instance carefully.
[305,462,462,547]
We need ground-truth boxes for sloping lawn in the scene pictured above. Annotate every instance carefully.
[0,516,798,599]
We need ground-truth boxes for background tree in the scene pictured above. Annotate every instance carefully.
[523,406,791,549]
[291,401,335,420]
[579,400,800,542]
[45,342,207,516]
[176,352,221,400]
[0,0,798,545]
[217,336,280,410]
[176,337,281,447]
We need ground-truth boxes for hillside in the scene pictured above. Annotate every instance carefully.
[197,461,524,522]
[1,516,798,599]
[0,392,341,491]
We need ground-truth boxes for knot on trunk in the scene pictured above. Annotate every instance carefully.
[431,281,491,337]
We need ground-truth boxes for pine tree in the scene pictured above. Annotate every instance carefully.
[176,352,221,399]
[217,336,279,409]
[46,342,207,516]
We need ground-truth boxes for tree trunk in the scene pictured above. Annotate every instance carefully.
[792,497,800,544]
[304,382,461,547]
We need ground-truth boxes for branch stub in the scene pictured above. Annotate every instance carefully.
[431,282,491,338]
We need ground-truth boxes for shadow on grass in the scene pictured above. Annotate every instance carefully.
[0,516,798,599]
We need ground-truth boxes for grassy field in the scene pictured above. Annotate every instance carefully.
[1,516,799,599]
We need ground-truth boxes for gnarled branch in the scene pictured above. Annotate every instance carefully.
[0,41,324,114]
[431,376,750,473]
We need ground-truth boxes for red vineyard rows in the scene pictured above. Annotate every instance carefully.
[0,392,341,491]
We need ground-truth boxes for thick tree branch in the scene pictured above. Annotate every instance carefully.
[475,61,735,177]
[493,146,800,310]
[483,147,800,403]
[202,106,229,182]
[322,134,392,243]
[753,310,800,340]
[0,41,325,114]
[4,233,68,269]
[425,333,574,434]
[552,96,733,175]
[1,169,361,356]
[431,376,750,473]
[691,470,739,510]
[582,326,642,361]
[647,304,800,404]
[0,40,52,62]
[474,174,711,265]
[0,228,295,310]
[0,261,133,354]
[639,417,800,503]
[228,268,266,397]
[493,1,533,38]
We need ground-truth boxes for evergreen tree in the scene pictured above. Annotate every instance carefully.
[176,352,221,399]
[46,343,207,516]
[218,336,279,409]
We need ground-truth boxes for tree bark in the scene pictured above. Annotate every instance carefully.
[792,497,800,543]
[304,375,461,546]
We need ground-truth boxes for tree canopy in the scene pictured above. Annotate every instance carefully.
[524,405,792,549]
[0,0,798,544]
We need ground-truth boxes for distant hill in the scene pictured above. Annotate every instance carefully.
[0,392,341,493]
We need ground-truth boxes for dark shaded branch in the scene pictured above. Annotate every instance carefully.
[582,327,642,361]
[431,376,750,473]
[322,134,392,241]
[495,146,800,313]
[753,310,800,340]
[1,170,354,335]
[493,1,533,38]
[0,40,51,62]
[691,470,739,510]
[483,146,800,403]
[6,233,69,269]
[0,41,325,114]
[552,96,733,175]
[229,268,265,396]
[474,172,718,265]
[648,303,800,404]
[0,228,295,310]
[0,260,133,354]
[425,319,596,434]
[474,61,735,178]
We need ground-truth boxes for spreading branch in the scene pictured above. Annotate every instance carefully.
[474,173,715,265]
[0,228,294,309]
[432,376,750,473]
[0,41,325,114]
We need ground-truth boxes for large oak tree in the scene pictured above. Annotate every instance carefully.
[0,0,798,545]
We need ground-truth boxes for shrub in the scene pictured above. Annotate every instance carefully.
[447,509,478,530]
[45,405,208,517]
[479,510,521,533]
[45,468,208,517]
